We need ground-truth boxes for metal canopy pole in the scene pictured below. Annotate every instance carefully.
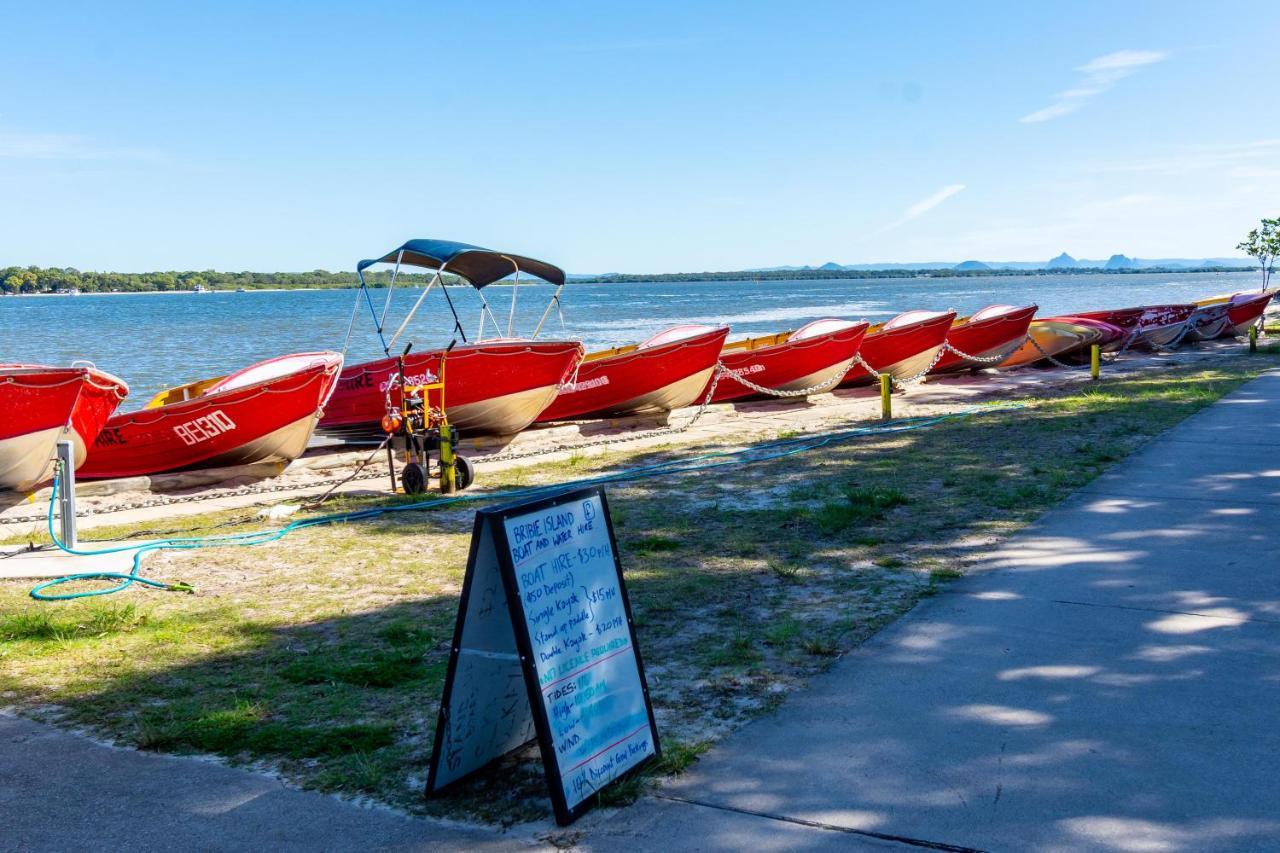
[532,284,566,340]
[438,275,468,343]
[386,270,441,351]
[504,256,521,337]
[56,440,77,549]
[379,249,405,332]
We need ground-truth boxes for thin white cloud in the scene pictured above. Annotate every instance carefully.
[1077,49,1168,73]
[875,184,966,234]
[0,131,158,161]
[1020,102,1081,123]
[1020,49,1169,123]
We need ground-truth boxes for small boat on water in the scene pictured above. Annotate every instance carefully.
[0,364,129,491]
[537,325,729,421]
[999,319,1104,369]
[840,311,956,386]
[320,239,584,437]
[708,319,869,403]
[927,304,1038,374]
[1193,291,1275,338]
[1073,305,1197,349]
[79,352,342,480]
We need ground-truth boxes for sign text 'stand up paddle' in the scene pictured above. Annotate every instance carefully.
[426,486,660,825]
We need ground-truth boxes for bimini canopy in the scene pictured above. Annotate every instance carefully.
[356,238,565,287]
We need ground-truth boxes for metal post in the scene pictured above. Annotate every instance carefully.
[1090,344,1101,380]
[439,424,456,494]
[1249,325,1258,353]
[55,440,77,549]
[880,374,892,420]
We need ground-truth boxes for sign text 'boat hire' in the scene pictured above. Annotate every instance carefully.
[426,486,659,825]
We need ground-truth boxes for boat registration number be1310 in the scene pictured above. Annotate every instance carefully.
[173,410,237,446]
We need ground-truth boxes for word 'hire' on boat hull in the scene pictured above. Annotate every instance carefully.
[709,319,870,403]
[537,324,730,422]
[319,239,584,438]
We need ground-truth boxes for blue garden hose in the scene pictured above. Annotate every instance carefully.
[29,403,1022,601]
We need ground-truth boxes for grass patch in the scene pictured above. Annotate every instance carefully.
[628,534,682,555]
[281,651,432,689]
[813,486,909,535]
[0,603,149,641]
[138,700,396,758]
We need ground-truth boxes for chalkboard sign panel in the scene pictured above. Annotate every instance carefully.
[425,515,537,791]
[426,486,659,825]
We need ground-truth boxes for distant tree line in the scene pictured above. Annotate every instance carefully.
[0,262,1252,295]
[0,266,460,295]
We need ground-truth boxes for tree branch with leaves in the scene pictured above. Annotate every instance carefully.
[1237,217,1279,292]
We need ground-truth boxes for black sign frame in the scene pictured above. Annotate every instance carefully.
[426,485,661,826]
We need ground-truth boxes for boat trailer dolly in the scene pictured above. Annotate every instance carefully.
[382,345,474,495]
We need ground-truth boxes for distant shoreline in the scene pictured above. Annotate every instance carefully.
[570,265,1255,284]
[0,265,1258,296]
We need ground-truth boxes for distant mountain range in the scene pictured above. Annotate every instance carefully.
[748,253,1251,273]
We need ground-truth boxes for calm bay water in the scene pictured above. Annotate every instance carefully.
[0,270,1260,408]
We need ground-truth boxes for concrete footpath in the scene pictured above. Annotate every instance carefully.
[3,370,1277,853]
[579,369,1280,851]
[0,713,541,852]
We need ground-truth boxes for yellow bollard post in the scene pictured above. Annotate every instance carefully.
[439,423,456,494]
[1249,325,1258,354]
[880,373,892,420]
[1090,344,1100,380]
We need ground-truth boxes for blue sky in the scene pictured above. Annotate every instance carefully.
[3,1,1277,273]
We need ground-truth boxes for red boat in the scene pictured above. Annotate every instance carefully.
[1194,292,1275,338]
[0,364,128,491]
[536,325,729,421]
[927,304,1037,373]
[839,311,956,386]
[1060,317,1129,352]
[324,341,584,436]
[1073,305,1197,349]
[321,239,585,437]
[1185,302,1234,342]
[1000,319,1104,369]
[79,352,342,480]
[707,319,869,403]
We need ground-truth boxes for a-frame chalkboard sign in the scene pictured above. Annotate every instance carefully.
[426,485,660,825]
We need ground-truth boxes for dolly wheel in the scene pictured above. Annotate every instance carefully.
[454,455,475,491]
[401,462,428,495]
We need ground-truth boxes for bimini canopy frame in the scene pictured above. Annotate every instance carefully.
[341,238,568,357]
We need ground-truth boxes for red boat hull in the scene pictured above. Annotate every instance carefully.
[537,326,729,421]
[1225,292,1274,336]
[931,305,1038,373]
[840,312,956,386]
[708,320,869,403]
[80,353,342,480]
[321,340,584,437]
[0,365,129,491]
[1074,305,1197,349]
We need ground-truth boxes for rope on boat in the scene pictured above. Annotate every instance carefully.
[27,403,1024,602]
[940,341,1014,365]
